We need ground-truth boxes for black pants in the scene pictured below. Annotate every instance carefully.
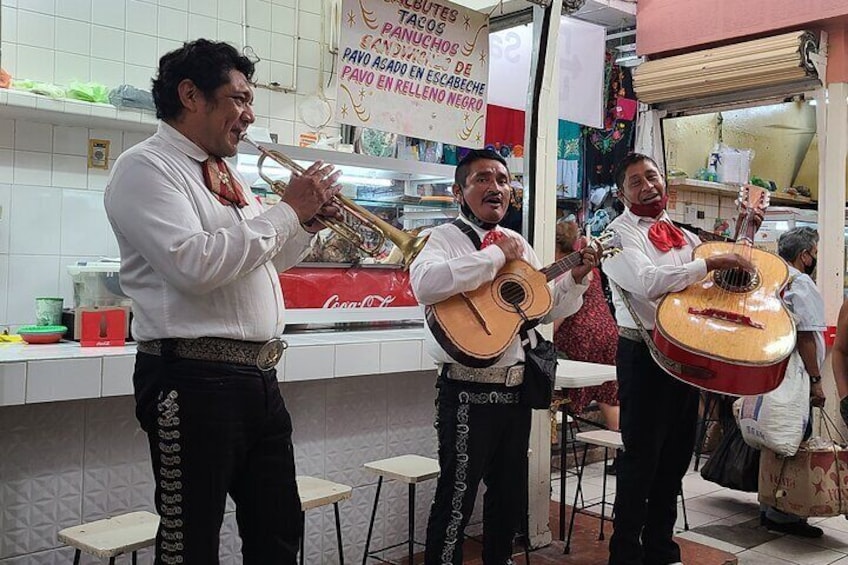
[134,352,302,565]
[608,338,699,565]
[424,377,531,565]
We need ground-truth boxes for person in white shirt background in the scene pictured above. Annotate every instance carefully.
[409,149,598,565]
[105,39,342,565]
[757,226,826,538]
[602,153,754,565]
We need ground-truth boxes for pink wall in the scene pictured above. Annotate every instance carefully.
[636,0,848,82]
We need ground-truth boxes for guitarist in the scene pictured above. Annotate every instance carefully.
[602,153,756,565]
[409,149,598,565]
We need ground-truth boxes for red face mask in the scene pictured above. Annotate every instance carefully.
[628,194,668,218]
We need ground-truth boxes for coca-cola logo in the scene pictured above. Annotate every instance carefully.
[322,294,397,309]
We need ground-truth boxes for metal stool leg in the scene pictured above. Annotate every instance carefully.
[564,442,590,554]
[73,549,81,565]
[334,501,345,565]
[108,558,115,565]
[362,476,383,565]
[408,483,415,565]
[559,413,584,542]
[559,412,567,542]
[599,447,610,540]
[132,550,138,565]
[680,488,689,531]
[300,510,306,565]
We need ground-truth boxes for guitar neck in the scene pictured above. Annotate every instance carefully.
[541,252,582,281]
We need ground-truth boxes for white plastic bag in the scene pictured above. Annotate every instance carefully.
[736,351,809,456]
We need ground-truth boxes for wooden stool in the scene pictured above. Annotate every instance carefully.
[297,476,353,565]
[564,430,689,554]
[362,454,440,565]
[58,511,159,565]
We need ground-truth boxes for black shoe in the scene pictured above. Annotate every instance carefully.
[761,516,824,538]
[605,458,617,475]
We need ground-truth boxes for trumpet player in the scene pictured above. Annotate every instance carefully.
[105,39,340,565]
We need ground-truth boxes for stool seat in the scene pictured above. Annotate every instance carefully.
[58,511,158,559]
[575,429,623,451]
[297,476,353,511]
[364,454,440,484]
[296,476,352,565]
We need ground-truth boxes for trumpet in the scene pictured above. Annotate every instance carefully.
[240,135,429,268]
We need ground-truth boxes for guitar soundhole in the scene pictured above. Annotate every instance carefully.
[500,281,526,305]
[713,268,760,293]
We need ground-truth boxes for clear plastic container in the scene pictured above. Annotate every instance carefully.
[66,261,131,308]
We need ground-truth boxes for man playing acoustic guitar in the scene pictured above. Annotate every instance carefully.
[410,149,598,565]
[602,153,756,565]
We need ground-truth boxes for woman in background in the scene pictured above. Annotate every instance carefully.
[553,220,620,468]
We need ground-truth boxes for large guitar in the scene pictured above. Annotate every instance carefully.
[427,231,621,367]
[653,187,795,396]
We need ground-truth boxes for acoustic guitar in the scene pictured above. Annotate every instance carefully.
[653,186,795,396]
[427,231,621,367]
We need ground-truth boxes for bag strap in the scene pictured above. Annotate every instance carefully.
[452,218,482,250]
[611,281,713,381]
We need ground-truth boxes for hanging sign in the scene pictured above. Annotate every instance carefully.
[336,0,489,147]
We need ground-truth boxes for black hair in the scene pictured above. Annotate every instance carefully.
[152,39,255,121]
[613,152,661,192]
[454,149,509,189]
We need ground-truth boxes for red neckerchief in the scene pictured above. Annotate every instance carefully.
[481,229,505,249]
[201,158,248,208]
[648,220,687,252]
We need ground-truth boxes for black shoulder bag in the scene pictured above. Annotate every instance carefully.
[451,219,558,409]
[519,326,558,409]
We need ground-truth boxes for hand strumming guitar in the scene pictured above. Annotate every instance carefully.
[493,232,525,261]
[705,253,755,273]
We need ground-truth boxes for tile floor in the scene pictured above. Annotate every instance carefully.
[551,457,848,565]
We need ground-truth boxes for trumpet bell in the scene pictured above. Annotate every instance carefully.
[242,135,430,268]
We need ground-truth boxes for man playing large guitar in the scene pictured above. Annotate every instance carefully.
[602,153,756,565]
[409,149,598,564]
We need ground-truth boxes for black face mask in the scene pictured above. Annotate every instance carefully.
[459,199,497,230]
[804,255,817,277]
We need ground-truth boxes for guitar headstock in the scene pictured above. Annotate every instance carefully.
[591,230,623,259]
[735,185,769,243]
[737,185,770,215]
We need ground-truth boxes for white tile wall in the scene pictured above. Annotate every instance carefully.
[0,372,438,563]
[0,0,344,327]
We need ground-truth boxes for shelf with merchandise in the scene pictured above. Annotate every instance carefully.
[668,178,815,208]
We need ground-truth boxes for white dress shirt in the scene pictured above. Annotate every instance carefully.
[410,216,590,366]
[602,207,707,330]
[104,121,314,342]
[784,266,826,369]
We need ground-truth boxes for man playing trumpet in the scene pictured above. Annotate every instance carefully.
[105,39,340,564]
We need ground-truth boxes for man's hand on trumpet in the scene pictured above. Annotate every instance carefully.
[281,160,342,225]
[302,201,344,233]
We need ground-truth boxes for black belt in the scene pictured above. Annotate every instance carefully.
[137,337,288,371]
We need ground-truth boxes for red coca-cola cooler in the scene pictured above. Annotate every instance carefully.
[278,264,422,326]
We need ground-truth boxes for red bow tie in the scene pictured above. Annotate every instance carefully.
[481,230,505,249]
[648,221,687,252]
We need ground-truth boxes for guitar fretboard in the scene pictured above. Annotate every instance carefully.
[540,252,583,281]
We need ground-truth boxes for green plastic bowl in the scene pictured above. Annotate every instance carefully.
[18,325,67,344]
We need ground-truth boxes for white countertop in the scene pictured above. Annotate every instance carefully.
[0,328,619,407]
[555,360,617,389]
[0,328,438,407]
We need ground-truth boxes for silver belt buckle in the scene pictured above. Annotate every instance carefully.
[257,337,288,371]
[505,366,523,387]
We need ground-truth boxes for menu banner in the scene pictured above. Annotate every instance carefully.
[336,0,489,147]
